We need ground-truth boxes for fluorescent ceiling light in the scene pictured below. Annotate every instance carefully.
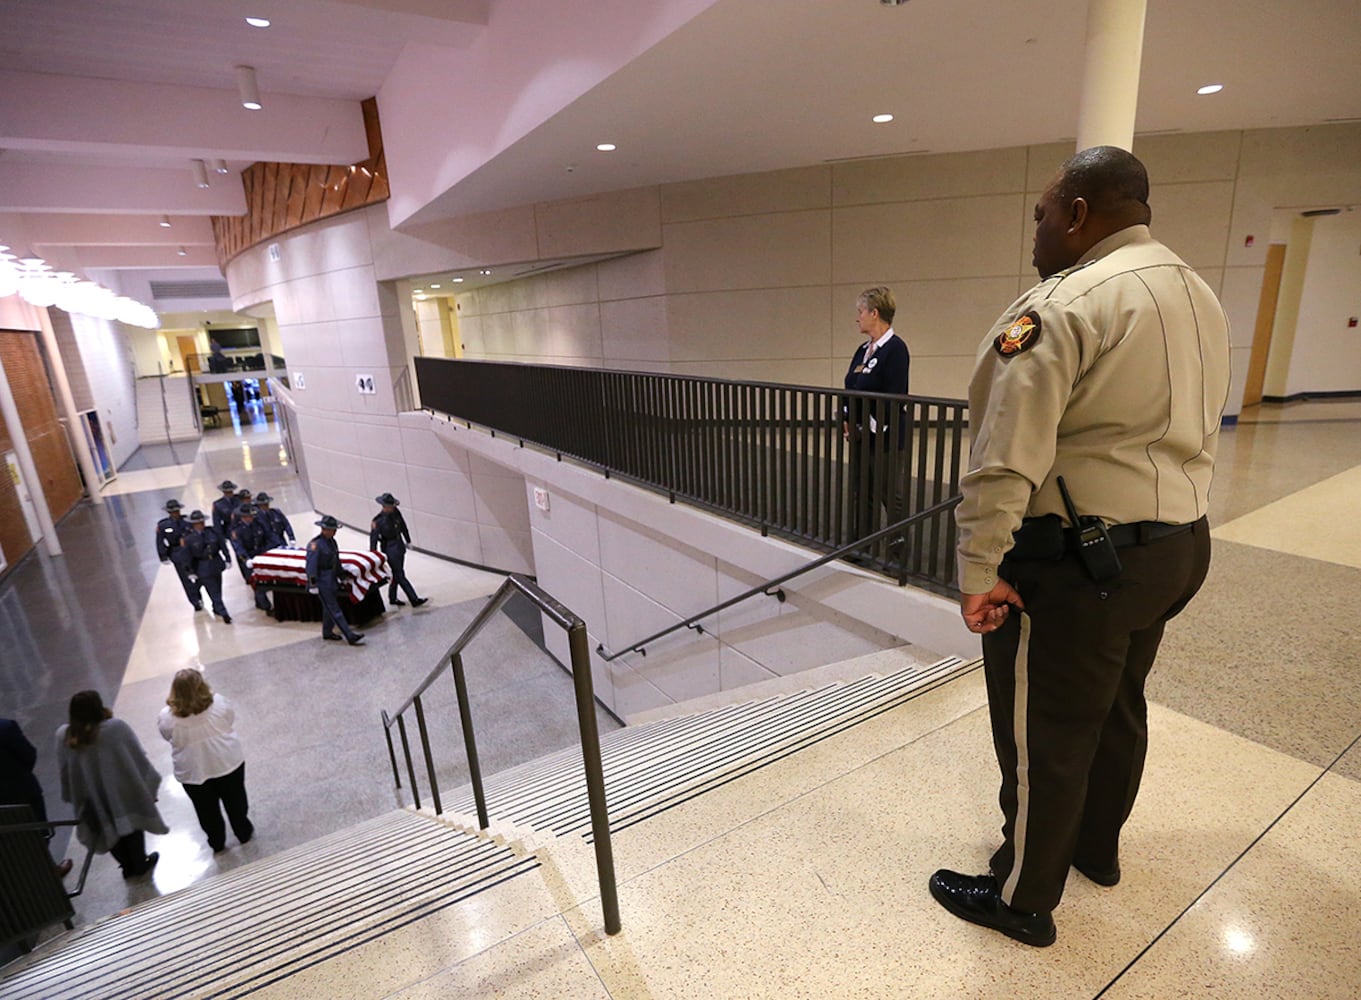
[872,114,894,123]
[245,17,271,28]
[1197,83,1223,95]
[452,277,464,283]
[596,143,616,152]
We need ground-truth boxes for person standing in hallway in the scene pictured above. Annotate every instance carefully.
[1,717,73,877]
[157,669,253,854]
[254,492,295,549]
[369,493,428,609]
[211,481,240,541]
[182,510,233,624]
[155,498,201,611]
[306,515,364,646]
[56,691,167,880]
[841,286,910,554]
[229,504,274,614]
[930,146,1231,947]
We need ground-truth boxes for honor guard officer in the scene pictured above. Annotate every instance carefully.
[182,511,233,623]
[155,499,200,610]
[211,481,239,539]
[305,515,364,646]
[929,147,1231,947]
[229,504,274,613]
[369,493,428,608]
[254,492,295,549]
[230,488,253,528]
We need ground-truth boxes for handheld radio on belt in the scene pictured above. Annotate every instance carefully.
[1056,476,1122,582]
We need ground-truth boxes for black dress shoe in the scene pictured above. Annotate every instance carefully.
[390,598,406,606]
[323,634,343,641]
[221,614,233,624]
[410,597,428,607]
[347,633,365,646]
[192,603,203,611]
[928,870,1056,947]
[1073,858,1121,887]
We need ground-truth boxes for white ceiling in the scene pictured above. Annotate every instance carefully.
[2,0,1359,307]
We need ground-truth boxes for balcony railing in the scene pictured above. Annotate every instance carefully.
[414,359,967,592]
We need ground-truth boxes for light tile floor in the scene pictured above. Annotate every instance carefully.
[6,400,1361,997]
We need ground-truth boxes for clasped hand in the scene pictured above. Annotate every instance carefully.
[960,579,1024,634]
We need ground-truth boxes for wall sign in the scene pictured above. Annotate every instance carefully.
[356,374,376,395]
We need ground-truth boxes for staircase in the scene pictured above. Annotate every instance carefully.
[437,654,975,847]
[136,374,200,443]
[0,811,536,1000]
[1,654,977,999]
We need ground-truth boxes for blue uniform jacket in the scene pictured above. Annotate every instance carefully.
[230,518,271,565]
[155,514,193,567]
[183,526,231,576]
[259,508,294,549]
[305,534,342,588]
[369,510,411,550]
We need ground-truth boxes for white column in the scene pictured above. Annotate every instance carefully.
[0,348,62,556]
[1075,0,1147,152]
[37,308,104,506]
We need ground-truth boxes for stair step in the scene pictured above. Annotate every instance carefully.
[0,811,537,1000]
[444,655,977,840]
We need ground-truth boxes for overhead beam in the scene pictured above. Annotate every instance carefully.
[14,214,216,246]
[0,70,369,166]
[0,163,247,215]
[327,0,490,22]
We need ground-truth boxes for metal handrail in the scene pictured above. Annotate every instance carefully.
[380,573,620,935]
[596,495,961,661]
[0,816,96,898]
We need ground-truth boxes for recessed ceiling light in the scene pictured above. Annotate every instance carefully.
[177,247,187,256]
[245,17,271,28]
[596,143,616,152]
[159,215,172,228]
[452,277,465,283]
[479,269,492,275]
[1197,83,1223,95]
[872,114,894,124]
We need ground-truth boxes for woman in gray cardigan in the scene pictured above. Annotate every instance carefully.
[57,690,168,878]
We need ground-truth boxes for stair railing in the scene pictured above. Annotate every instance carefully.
[596,495,961,661]
[380,573,620,935]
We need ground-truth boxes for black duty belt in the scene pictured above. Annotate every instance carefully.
[1010,515,1194,561]
[1104,521,1194,547]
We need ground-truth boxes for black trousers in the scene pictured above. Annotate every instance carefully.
[108,830,150,875]
[848,438,905,544]
[981,518,1211,913]
[182,763,253,850]
[383,540,420,603]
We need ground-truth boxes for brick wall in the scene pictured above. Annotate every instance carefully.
[0,330,83,571]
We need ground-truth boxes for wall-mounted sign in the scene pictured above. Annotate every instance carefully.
[533,487,550,512]
[267,243,281,262]
[293,372,306,389]
[356,374,376,395]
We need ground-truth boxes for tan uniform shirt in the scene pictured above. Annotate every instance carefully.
[956,225,1232,594]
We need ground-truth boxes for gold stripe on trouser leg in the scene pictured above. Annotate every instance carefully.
[1001,611,1031,907]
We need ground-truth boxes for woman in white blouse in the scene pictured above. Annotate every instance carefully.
[157,669,254,853]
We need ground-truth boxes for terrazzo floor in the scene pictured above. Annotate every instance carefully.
[4,398,1360,997]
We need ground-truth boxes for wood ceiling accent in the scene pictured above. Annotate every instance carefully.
[211,98,389,267]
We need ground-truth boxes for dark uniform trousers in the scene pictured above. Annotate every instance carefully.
[382,539,419,603]
[182,762,252,851]
[981,517,1211,914]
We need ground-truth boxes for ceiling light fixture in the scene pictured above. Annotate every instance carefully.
[452,277,464,283]
[211,159,229,174]
[596,143,616,152]
[191,159,211,188]
[177,247,188,256]
[236,65,262,110]
[479,269,492,275]
[430,284,441,289]
[159,215,172,228]
[245,16,271,28]
[1197,83,1223,95]
[872,113,894,123]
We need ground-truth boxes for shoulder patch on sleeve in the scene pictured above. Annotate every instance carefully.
[308,541,317,551]
[995,310,1041,357]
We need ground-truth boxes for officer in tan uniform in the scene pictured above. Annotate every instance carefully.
[929,147,1232,946]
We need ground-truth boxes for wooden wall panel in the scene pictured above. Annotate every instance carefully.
[212,97,390,267]
[0,330,83,570]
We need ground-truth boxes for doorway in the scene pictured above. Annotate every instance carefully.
[4,450,42,548]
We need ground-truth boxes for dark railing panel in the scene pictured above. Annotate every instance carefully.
[414,358,968,592]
